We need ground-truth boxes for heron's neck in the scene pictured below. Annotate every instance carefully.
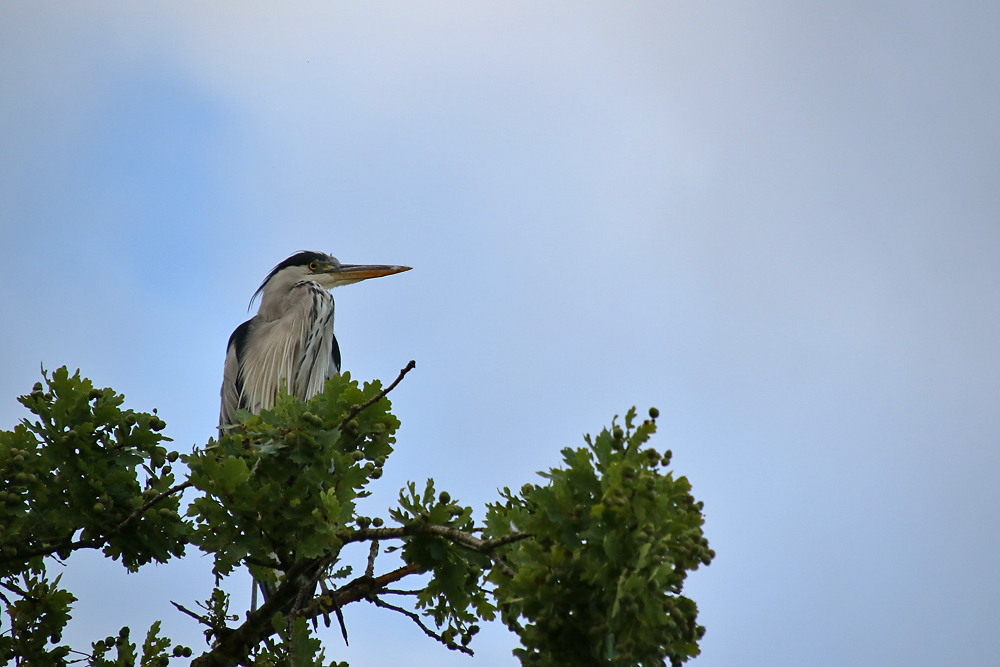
[257,278,328,321]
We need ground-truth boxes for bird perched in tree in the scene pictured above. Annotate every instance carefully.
[219,251,410,430]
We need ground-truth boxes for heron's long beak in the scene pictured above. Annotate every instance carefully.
[326,263,411,287]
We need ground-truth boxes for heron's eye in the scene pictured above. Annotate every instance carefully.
[309,261,318,271]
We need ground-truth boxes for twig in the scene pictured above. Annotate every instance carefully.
[372,597,473,656]
[245,555,283,570]
[345,524,526,577]
[489,553,516,578]
[105,481,193,538]
[337,360,416,431]
[365,540,379,578]
[312,563,421,614]
[344,523,531,554]
[0,579,28,598]
[289,557,329,619]
[172,601,211,627]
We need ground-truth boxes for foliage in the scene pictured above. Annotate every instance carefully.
[486,408,714,666]
[186,371,398,585]
[387,479,494,651]
[0,367,190,666]
[0,367,186,576]
[0,367,713,667]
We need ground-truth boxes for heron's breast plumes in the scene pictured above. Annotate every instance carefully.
[239,282,337,415]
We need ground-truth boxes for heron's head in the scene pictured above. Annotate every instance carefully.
[251,251,411,309]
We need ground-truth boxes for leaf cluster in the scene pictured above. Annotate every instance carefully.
[388,480,494,652]
[185,371,398,586]
[0,367,187,573]
[486,408,715,667]
[0,368,190,666]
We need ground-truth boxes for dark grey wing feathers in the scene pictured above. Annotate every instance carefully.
[220,318,254,430]
[331,333,341,374]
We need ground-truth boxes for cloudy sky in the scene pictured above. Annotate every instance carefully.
[2,2,998,665]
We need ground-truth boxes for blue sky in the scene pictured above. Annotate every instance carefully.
[2,2,999,665]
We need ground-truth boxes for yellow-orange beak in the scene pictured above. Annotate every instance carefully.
[325,263,412,287]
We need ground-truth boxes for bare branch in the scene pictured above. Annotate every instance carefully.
[489,552,516,577]
[244,555,283,570]
[372,597,473,656]
[337,360,416,431]
[113,481,193,537]
[171,601,211,627]
[0,578,28,598]
[344,523,531,554]
[365,540,379,578]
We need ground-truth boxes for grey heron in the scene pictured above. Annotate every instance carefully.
[219,250,411,430]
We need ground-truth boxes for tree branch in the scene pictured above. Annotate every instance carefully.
[372,597,473,656]
[365,540,379,578]
[191,563,424,667]
[337,360,415,431]
[171,601,211,627]
[344,523,531,554]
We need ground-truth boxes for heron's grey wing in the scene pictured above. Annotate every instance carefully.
[220,319,253,430]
